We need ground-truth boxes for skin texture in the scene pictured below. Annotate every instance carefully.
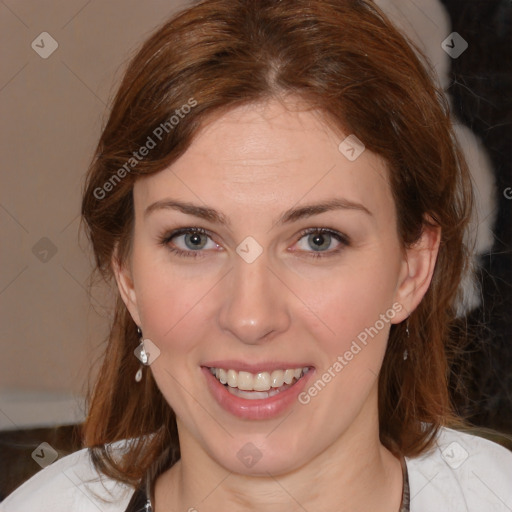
[114,98,440,511]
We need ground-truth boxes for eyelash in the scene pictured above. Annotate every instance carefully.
[159,227,350,260]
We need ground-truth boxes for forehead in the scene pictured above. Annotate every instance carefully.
[134,99,395,226]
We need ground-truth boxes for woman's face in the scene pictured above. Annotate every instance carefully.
[116,98,433,475]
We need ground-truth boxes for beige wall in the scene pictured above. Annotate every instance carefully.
[0,0,188,428]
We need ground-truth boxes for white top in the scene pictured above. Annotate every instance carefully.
[1,427,511,511]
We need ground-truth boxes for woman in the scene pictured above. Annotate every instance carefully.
[2,0,511,510]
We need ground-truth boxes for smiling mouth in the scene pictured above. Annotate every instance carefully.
[207,366,311,400]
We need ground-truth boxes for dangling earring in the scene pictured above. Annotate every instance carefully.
[403,320,410,361]
[135,326,149,382]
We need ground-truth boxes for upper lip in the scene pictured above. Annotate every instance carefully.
[202,360,314,373]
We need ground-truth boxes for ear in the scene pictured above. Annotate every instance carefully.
[392,222,441,323]
[111,244,142,327]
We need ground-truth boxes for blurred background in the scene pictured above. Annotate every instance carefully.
[1,0,510,500]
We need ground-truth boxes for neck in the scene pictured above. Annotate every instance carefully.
[154,388,403,512]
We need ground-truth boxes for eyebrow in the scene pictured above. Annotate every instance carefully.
[144,197,372,226]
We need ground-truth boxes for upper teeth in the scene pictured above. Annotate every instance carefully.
[209,367,310,391]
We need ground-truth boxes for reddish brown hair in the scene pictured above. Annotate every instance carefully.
[81,0,473,486]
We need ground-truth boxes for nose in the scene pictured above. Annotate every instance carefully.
[218,253,291,345]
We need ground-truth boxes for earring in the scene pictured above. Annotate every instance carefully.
[403,320,410,361]
[135,326,149,382]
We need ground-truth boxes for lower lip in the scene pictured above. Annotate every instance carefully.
[201,366,314,420]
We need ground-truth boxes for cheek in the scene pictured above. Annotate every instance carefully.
[132,259,215,415]
[294,267,400,419]
[295,257,399,355]
[132,250,219,353]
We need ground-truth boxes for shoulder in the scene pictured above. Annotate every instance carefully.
[0,441,137,512]
[405,426,512,512]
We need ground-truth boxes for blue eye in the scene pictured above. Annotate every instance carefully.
[295,228,349,258]
[178,231,209,250]
[160,227,216,258]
